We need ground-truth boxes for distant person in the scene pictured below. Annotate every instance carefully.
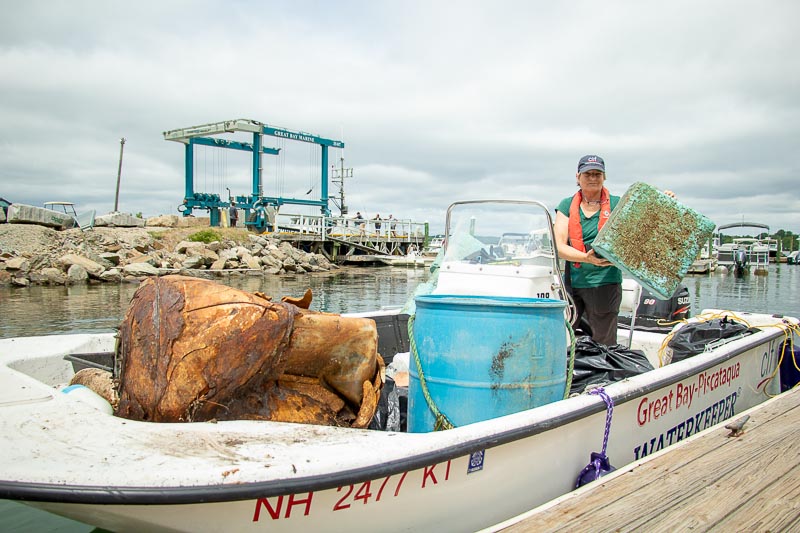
[355,211,365,236]
[374,214,382,235]
[388,214,397,237]
[229,202,238,228]
[554,155,673,345]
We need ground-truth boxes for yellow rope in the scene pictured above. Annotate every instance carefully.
[655,311,800,394]
[564,320,576,399]
[754,320,800,397]
[657,310,756,367]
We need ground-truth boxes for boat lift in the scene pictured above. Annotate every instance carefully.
[163,119,344,231]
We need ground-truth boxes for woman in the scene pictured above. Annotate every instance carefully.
[554,155,674,345]
[553,155,620,345]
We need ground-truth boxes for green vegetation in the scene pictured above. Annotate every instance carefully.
[188,229,222,244]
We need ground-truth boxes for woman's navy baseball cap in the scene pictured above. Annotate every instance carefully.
[577,155,605,173]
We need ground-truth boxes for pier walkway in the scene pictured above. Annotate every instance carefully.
[496,386,800,532]
[268,213,429,263]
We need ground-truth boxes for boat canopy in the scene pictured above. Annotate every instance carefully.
[717,221,769,232]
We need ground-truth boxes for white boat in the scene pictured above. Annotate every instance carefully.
[687,237,718,274]
[421,236,444,257]
[378,248,435,268]
[1,200,798,533]
[716,222,771,271]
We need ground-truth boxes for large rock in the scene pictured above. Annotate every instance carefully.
[6,204,75,230]
[67,264,89,282]
[181,256,205,269]
[95,212,145,228]
[174,240,205,254]
[4,257,30,271]
[59,254,106,277]
[146,215,180,227]
[242,254,262,270]
[123,262,160,276]
[186,246,219,263]
[99,268,123,282]
[41,267,68,284]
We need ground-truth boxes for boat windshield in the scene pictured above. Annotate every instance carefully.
[442,201,554,265]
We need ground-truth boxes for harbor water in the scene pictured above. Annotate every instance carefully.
[1,264,799,531]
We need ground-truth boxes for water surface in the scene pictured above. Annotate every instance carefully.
[1,264,799,531]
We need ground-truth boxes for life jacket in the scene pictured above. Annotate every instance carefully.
[568,187,611,268]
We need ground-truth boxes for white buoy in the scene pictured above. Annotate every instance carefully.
[61,384,113,415]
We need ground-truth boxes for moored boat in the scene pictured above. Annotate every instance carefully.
[377,248,435,268]
[1,200,798,533]
[716,222,771,272]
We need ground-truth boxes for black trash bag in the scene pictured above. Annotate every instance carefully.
[369,377,401,432]
[666,317,756,363]
[570,336,654,395]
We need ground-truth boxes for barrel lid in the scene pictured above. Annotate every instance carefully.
[415,294,566,308]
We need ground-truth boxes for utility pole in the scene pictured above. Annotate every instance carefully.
[330,157,353,216]
[114,137,126,212]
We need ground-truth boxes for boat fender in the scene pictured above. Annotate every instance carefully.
[60,384,114,415]
[575,388,616,488]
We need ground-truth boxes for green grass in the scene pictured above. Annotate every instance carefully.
[188,229,222,244]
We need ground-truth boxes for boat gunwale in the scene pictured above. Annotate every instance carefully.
[0,325,786,506]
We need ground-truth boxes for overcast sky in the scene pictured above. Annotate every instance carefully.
[2,1,798,235]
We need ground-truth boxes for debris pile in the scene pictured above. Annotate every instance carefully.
[113,276,382,427]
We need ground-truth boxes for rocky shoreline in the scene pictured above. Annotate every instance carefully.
[0,220,339,287]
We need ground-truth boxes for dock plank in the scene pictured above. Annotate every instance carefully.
[501,388,800,532]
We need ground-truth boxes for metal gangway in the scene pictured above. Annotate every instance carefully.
[273,213,428,256]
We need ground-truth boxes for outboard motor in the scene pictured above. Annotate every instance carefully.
[733,247,749,277]
[617,284,691,334]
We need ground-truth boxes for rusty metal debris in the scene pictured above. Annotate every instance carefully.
[114,275,382,427]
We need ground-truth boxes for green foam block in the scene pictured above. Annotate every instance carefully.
[592,182,715,300]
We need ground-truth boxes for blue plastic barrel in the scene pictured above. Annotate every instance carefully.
[408,294,567,433]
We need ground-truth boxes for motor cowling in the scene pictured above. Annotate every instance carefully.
[619,284,691,333]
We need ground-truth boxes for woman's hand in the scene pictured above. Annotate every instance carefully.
[585,249,613,267]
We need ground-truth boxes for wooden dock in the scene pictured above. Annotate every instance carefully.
[497,387,800,532]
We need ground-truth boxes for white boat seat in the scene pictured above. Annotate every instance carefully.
[620,278,642,349]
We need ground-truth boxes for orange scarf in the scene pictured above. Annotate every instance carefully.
[568,187,611,268]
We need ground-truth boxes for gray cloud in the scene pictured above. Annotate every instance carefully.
[1,0,798,236]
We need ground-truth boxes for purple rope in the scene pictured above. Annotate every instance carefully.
[575,387,615,487]
[589,387,614,456]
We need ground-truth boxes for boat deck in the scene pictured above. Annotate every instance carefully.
[497,386,800,532]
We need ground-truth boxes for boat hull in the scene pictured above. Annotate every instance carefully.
[0,315,792,532]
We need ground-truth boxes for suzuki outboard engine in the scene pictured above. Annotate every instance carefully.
[617,284,691,333]
[733,247,749,277]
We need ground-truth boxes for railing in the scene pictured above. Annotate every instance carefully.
[274,213,429,242]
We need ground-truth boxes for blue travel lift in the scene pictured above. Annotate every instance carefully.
[163,119,344,232]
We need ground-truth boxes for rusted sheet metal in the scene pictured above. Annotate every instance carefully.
[592,182,715,299]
